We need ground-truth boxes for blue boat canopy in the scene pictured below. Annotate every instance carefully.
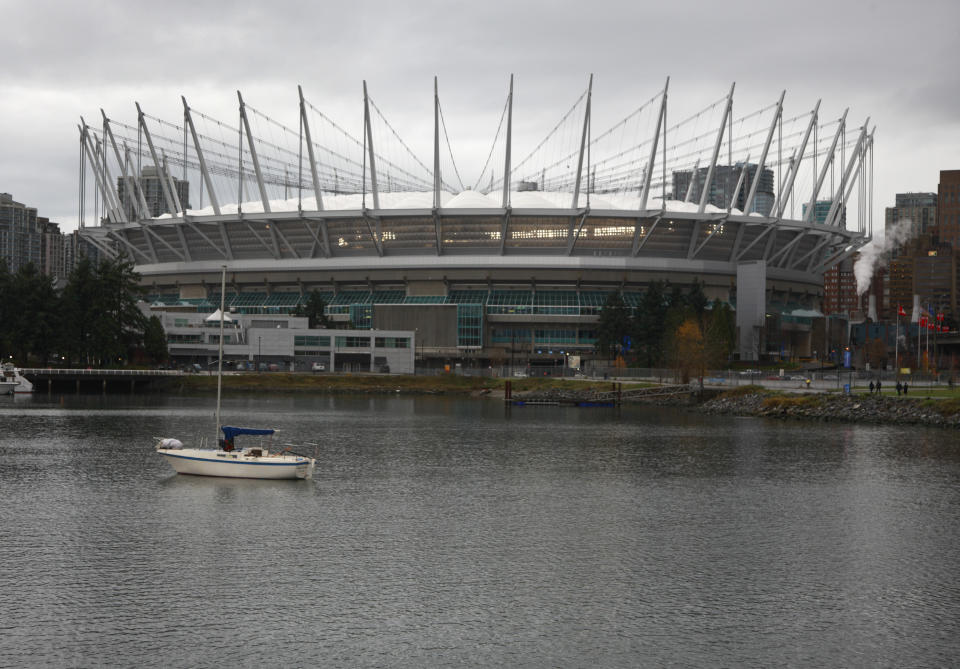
[221,426,275,441]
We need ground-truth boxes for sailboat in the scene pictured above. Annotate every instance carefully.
[155,267,316,480]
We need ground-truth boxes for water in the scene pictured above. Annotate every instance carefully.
[1,393,959,667]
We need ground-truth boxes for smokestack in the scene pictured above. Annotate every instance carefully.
[912,294,921,323]
[868,294,877,322]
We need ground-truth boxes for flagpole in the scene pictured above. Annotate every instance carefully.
[918,316,922,372]
[895,309,899,380]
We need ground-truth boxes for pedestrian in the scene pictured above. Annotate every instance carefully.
[876,379,882,395]
[903,382,908,395]
[869,380,875,394]
[896,381,902,396]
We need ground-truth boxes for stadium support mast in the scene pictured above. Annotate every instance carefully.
[238,91,271,214]
[571,74,593,209]
[684,159,700,203]
[183,96,221,216]
[698,82,735,215]
[122,143,152,221]
[78,121,122,224]
[502,75,513,209]
[638,77,668,213]
[801,108,847,223]
[298,85,324,211]
[136,102,179,218]
[100,111,135,223]
[824,118,870,228]
[771,99,818,220]
[363,81,381,210]
[741,91,785,215]
[433,76,441,210]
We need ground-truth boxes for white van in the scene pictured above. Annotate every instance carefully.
[311,362,326,372]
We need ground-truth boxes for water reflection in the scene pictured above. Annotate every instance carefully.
[1,393,958,667]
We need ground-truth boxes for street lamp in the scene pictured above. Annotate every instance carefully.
[258,336,261,371]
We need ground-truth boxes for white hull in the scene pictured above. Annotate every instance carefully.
[1,366,32,394]
[158,448,315,479]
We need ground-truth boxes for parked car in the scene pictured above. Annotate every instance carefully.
[268,363,280,372]
[311,362,326,372]
[234,361,247,371]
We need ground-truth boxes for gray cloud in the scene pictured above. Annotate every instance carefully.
[1,0,958,229]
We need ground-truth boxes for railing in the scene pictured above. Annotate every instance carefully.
[20,368,184,377]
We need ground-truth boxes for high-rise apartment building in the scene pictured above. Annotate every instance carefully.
[885,192,935,257]
[40,219,69,285]
[936,170,960,247]
[0,192,42,272]
[117,165,191,219]
[822,257,859,316]
[671,163,775,215]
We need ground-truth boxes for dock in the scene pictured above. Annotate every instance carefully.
[20,368,182,393]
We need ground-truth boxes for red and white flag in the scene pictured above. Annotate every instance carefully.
[898,305,906,317]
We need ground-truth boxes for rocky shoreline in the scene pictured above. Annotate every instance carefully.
[699,392,960,428]
[515,385,960,428]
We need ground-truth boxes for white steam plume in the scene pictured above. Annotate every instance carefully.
[854,219,915,295]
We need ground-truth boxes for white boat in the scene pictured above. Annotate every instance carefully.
[1,363,33,394]
[156,429,315,479]
[156,267,316,480]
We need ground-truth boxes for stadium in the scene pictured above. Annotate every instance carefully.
[77,77,874,369]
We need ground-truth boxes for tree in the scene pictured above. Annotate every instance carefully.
[633,280,668,367]
[705,300,736,366]
[143,315,169,365]
[671,318,709,384]
[684,279,709,325]
[4,263,60,364]
[596,292,631,357]
[59,258,99,365]
[90,258,147,366]
[299,290,330,329]
[0,261,11,358]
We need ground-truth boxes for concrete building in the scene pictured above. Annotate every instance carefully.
[822,258,859,316]
[885,192,936,255]
[79,82,875,367]
[0,192,42,272]
[672,163,775,215]
[936,170,960,248]
[913,244,955,321]
[117,165,191,219]
[154,310,414,374]
[39,219,70,285]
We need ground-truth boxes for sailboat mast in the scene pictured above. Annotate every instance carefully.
[215,265,226,444]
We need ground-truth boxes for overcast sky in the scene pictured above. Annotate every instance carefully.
[1,0,957,234]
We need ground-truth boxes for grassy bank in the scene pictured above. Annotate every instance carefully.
[176,372,647,395]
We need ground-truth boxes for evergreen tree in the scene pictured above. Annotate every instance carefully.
[143,315,169,364]
[299,290,330,329]
[684,279,709,324]
[705,300,736,366]
[0,261,12,360]
[596,292,631,357]
[90,258,146,366]
[60,258,99,365]
[6,263,59,364]
[633,280,668,366]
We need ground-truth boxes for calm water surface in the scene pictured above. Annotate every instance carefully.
[1,392,959,667]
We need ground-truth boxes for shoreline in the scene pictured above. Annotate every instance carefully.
[167,373,960,428]
[699,390,960,428]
